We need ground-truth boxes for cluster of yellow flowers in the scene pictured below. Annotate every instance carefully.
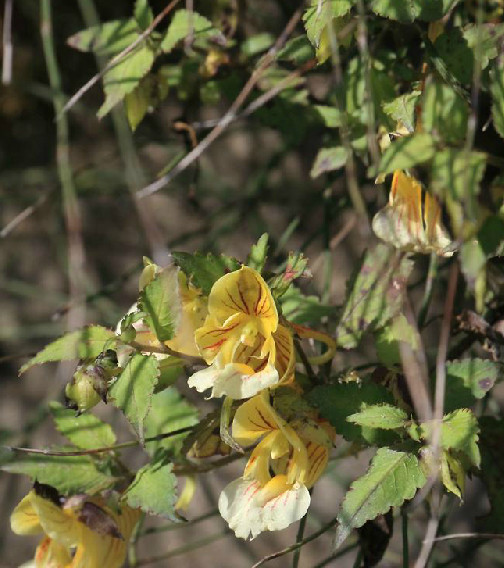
[176,265,336,539]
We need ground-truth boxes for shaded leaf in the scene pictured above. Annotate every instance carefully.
[434,28,474,85]
[67,19,139,57]
[143,387,199,457]
[109,354,159,444]
[280,286,337,325]
[139,266,181,342]
[347,404,408,430]
[336,245,414,349]
[335,448,426,547]
[378,133,435,174]
[490,57,504,140]
[444,358,499,412]
[2,450,116,495]
[303,0,354,48]
[172,251,240,295]
[134,0,153,30]
[49,402,116,449]
[310,147,348,178]
[125,460,177,519]
[308,381,396,444]
[19,326,116,375]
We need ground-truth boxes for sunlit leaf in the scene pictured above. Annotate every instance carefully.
[378,133,435,174]
[67,19,139,56]
[370,0,460,22]
[161,9,225,53]
[109,354,159,444]
[490,57,504,140]
[49,402,116,449]
[310,147,348,178]
[335,448,426,548]
[347,404,409,430]
[19,326,116,375]
[382,91,421,134]
[444,359,499,412]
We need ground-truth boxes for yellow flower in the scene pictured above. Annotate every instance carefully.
[372,170,455,257]
[11,487,140,568]
[218,391,333,539]
[189,266,295,399]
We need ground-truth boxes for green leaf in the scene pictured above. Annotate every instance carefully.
[49,402,116,449]
[378,132,435,174]
[277,36,315,64]
[303,0,354,48]
[248,233,269,273]
[444,358,499,412]
[139,266,181,342]
[308,381,397,444]
[172,251,240,295]
[97,44,155,118]
[19,326,116,375]
[313,105,341,128]
[67,19,139,57]
[125,460,177,519]
[422,79,469,144]
[463,24,504,71]
[109,354,159,444]
[310,147,348,178]
[280,286,337,325]
[335,448,426,548]
[240,33,274,57]
[382,91,421,133]
[375,314,420,368]
[490,57,504,140]
[434,28,474,85]
[370,0,460,22]
[134,0,153,30]
[478,215,504,257]
[421,409,481,467]
[143,387,199,457]
[2,449,117,495]
[336,245,414,349]
[161,9,225,53]
[125,74,159,131]
[431,149,486,203]
[347,404,409,430]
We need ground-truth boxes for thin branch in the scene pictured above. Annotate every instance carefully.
[312,543,359,568]
[5,425,195,457]
[140,509,218,536]
[2,0,13,84]
[0,188,54,238]
[427,532,504,543]
[250,516,339,568]
[137,5,304,199]
[61,0,181,117]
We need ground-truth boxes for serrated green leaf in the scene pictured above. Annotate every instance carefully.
[490,57,504,140]
[19,326,116,375]
[49,402,116,449]
[134,0,153,30]
[2,449,116,495]
[280,286,337,325]
[421,409,480,467]
[308,381,397,444]
[422,79,468,144]
[139,266,181,342]
[347,404,408,430]
[125,460,177,519]
[382,91,421,133]
[172,251,240,295]
[335,448,426,547]
[97,44,155,118]
[303,0,354,48]
[248,233,269,273]
[463,24,504,71]
[161,9,225,53]
[67,19,139,57]
[378,132,435,174]
[370,0,460,22]
[444,358,499,412]
[109,354,159,444]
[336,245,414,349]
[310,147,348,178]
[434,28,474,85]
[143,387,199,456]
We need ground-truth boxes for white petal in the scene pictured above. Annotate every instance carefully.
[187,364,220,394]
[212,363,279,399]
[262,482,311,532]
[218,479,263,540]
